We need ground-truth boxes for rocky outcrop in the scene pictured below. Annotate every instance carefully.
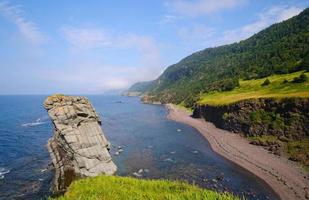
[44,94,117,193]
[193,98,309,139]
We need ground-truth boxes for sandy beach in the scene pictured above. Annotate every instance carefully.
[166,104,309,200]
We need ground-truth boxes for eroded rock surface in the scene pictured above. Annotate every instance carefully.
[44,94,117,193]
[193,98,309,139]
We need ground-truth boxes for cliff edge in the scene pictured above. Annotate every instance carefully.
[44,94,117,193]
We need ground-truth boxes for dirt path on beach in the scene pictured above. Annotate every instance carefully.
[166,104,309,200]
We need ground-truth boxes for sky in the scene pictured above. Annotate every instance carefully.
[0,0,308,95]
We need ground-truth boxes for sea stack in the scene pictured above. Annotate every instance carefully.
[44,94,117,193]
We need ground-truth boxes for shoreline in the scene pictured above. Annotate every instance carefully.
[165,104,309,200]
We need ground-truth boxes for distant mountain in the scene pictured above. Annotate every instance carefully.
[135,8,309,106]
[122,81,154,96]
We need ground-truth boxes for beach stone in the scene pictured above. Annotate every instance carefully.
[216,175,224,181]
[133,172,142,177]
[44,94,117,193]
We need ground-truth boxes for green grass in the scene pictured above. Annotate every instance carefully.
[198,71,309,106]
[174,102,193,113]
[50,175,240,200]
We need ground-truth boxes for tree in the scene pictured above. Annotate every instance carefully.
[261,78,271,86]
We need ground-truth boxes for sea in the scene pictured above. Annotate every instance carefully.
[0,95,279,200]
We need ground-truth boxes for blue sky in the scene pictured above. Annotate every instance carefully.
[0,0,308,94]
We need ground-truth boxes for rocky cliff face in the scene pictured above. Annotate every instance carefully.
[193,98,309,139]
[44,94,117,193]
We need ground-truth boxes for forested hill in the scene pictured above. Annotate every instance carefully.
[127,81,154,93]
[139,8,309,106]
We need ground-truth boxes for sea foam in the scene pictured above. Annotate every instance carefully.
[21,117,47,127]
[0,167,10,179]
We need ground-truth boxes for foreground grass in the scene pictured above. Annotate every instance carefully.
[198,71,309,106]
[50,175,240,200]
[248,135,309,170]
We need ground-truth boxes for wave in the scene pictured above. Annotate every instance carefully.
[21,117,48,127]
[0,167,10,179]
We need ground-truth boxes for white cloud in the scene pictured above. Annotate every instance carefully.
[41,61,163,94]
[0,1,47,45]
[165,0,247,17]
[59,27,164,92]
[62,27,111,50]
[160,14,179,24]
[121,34,162,68]
[62,27,162,68]
[220,6,303,44]
[178,24,215,44]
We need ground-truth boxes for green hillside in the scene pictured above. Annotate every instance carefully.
[128,81,154,93]
[123,81,154,96]
[141,8,309,106]
[51,175,239,200]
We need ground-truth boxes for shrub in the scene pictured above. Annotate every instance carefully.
[222,112,230,120]
[292,73,307,83]
[261,78,270,86]
[184,95,198,108]
[213,78,240,91]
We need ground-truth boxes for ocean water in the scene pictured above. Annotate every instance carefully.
[0,95,279,200]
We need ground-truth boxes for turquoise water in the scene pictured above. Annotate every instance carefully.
[0,95,278,200]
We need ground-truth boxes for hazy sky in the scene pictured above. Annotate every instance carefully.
[0,0,308,94]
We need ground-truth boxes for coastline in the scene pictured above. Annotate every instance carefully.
[165,104,309,200]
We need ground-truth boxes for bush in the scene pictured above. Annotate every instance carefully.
[184,95,198,108]
[213,78,240,91]
[261,78,270,86]
[292,73,307,83]
[222,112,230,120]
[282,79,289,84]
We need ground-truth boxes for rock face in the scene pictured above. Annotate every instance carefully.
[193,98,309,139]
[44,94,117,193]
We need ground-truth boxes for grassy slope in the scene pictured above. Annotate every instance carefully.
[51,175,240,200]
[198,71,309,106]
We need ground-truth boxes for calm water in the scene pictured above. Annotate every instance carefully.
[0,95,278,200]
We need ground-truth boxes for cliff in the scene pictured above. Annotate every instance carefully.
[193,98,309,139]
[44,94,117,193]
